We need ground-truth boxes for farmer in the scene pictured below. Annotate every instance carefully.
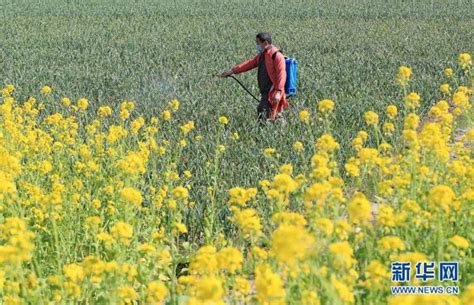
[218,32,288,125]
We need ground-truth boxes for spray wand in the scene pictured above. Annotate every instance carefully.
[174,73,261,103]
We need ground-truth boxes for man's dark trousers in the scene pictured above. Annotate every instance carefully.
[257,93,271,124]
[257,51,273,124]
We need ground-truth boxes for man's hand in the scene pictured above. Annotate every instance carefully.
[272,90,282,105]
[217,69,234,78]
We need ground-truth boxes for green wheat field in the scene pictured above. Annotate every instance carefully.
[0,0,473,304]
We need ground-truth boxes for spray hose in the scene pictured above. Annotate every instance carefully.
[228,75,261,103]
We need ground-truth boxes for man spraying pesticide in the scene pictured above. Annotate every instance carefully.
[218,32,297,126]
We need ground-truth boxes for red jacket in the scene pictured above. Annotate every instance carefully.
[231,46,289,120]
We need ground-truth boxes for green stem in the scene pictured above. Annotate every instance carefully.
[51,215,63,271]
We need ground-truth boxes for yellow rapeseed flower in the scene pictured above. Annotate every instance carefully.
[378,236,406,252]
[449,235,469,249]
[77,98,89,111]
[119,187,143,207]
[443,68,453,77]
[404,92,421,110]
[110,222,133,245]
[428,184,455,214]
[189,245,217,274]
[118,285,138,305]
[232,208,262,238]
[63,263,85,283]
[386,105,397,119]
[318,99,334,114]
[458,52,472,70]
[171,186,187,201]
[293,141,304,152]
[188,276,224,305]
[299,110,310,124]
[146,281,168,304]
[331,275,355,304]
[364,111,379,126]
[41,85,52,95]
[329,241,356,269]
[168,99,180,111]
[263,148,276,158]
[217,247,243,273]
[162,110,171,121]
[255,264,286,305]
[98,106,113,117]
[348,192,372,225]
[270,223,315,266]
[218,116,228,125]
[315,134,340,152]
[271,173,298,194]
[62,97,71,106]
[227,187,257,207]
[439,83,451,95]
[396,66,412,87]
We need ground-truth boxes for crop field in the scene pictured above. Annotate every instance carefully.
[0,0,473,304]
